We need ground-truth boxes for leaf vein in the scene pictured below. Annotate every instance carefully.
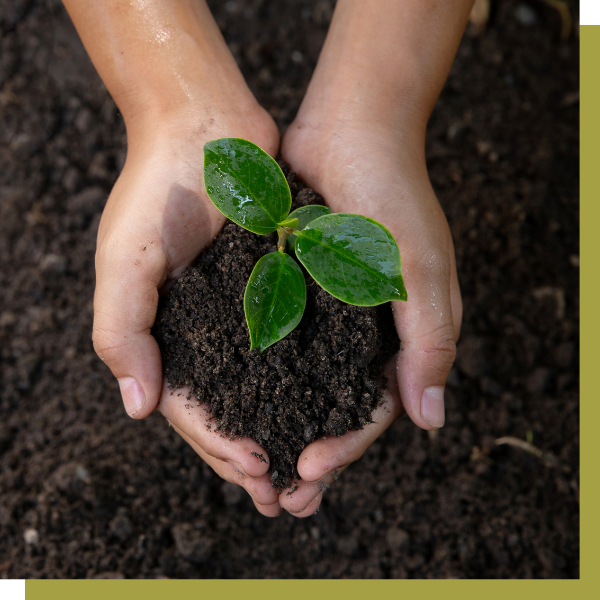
[297,232,394,283]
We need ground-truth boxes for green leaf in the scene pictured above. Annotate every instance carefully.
[203,138,291,235]
[244,252,307,352]
[295,213,407,306]
[277,217,299,229]
[285,204,332,253]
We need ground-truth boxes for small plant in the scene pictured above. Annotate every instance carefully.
[203,138,407,351]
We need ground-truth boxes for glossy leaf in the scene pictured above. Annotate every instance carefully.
[203,138,291,235]
[244,252,307,352]
[277,217,299,229]
[295,213,407,306]
[285,204,332,253]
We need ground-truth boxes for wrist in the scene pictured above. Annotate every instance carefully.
[119,90,279,192]
[289,56,431,172]
[292,81,428,156]
[118,47,261,132]
[113,43,259,135]
[64,0,261,133]
[283,0,474,186]
[122,81,268,150]
[284,101,428,199]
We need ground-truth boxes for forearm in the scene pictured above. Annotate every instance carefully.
[296,0,474,141]
[62,0,255,130]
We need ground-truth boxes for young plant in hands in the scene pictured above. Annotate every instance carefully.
[203,138,408,352]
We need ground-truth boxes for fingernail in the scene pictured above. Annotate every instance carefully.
[420,386,445,428]
[118,377,145,417]
[227,460,249,477]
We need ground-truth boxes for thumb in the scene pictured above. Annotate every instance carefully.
[93,224,167,419]
[393,235,462,430]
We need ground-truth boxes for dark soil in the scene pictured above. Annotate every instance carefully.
[153,173,399,490]
[0,0,579,579]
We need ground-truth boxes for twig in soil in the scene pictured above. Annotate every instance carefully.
[540,0,572,40]
[468,0,490,35]
[494,436,559,468]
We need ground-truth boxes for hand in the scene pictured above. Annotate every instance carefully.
[92,105,283,517]
[270,0,468,519]
[64,0,286,516]
[277,117,462,517]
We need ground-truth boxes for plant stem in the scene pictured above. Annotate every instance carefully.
[277,226,295,252]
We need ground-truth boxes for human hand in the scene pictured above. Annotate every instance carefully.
[92,106,283,516]
[63,0,286,516]
[268,0,469,519]
[277,117,462,517]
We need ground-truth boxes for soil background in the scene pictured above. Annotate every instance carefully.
[0,0,579,579]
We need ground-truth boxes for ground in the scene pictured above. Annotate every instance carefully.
[0,0,579,578]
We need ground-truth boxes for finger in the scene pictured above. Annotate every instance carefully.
[93,215,168,419]
[296,361,403,483]
[284,491,324,519]
[278,467,346,514]
[170,421,279,507]
[392,229,459,430]
[253,499,285,518]
[159,382,271,478]
[449,236,463,341]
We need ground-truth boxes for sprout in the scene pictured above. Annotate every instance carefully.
[203,138,407,351]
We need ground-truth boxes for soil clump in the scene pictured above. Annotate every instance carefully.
[153,171,399,490]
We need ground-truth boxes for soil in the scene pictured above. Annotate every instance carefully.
[0,0,579,580]
[153,171,399,491]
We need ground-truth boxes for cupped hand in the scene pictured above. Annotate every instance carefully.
[278,122,463,516]
[160,382,282,517]
[92,104,282,515]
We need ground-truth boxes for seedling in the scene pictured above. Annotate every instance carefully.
[203,138,407,351]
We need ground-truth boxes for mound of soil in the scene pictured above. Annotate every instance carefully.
[153,173,399,489]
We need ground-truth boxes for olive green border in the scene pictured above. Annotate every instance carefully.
[25,23,590,600]
[579,22,593,590]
